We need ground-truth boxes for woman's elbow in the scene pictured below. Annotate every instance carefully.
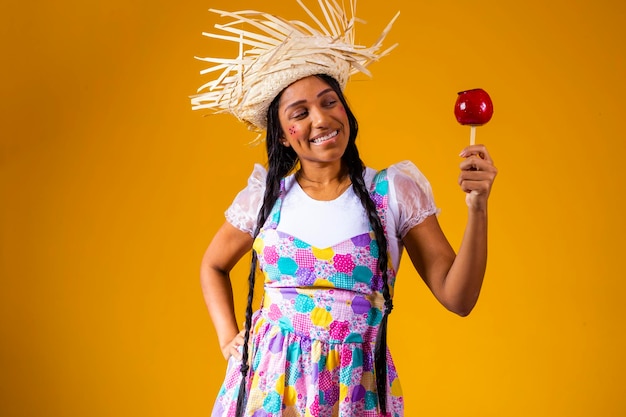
[445,294,479,317]
[452,305,474,317]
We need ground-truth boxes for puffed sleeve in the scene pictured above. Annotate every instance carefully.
[388,161,440,238]
[224,164,267,236]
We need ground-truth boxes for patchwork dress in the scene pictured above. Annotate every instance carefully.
[212,162,438,417]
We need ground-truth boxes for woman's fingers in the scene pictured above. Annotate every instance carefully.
[230,329,246,361]
[458,144,498,208]
[222,329,246,361]
[459,144,494,164]
[229,344,243,361]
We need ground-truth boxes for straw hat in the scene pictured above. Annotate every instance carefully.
[191,0,399,134]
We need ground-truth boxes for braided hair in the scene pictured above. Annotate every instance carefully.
[235,74,393,417]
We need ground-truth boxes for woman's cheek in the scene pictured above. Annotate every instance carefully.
[288,125,298,136]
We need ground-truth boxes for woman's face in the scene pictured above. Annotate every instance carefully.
[277,76,350,167]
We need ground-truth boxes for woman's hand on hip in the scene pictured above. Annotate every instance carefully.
[222,329,245,361]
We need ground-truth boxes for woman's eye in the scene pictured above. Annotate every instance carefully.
[292,110,307,119]
[324,99,337,107]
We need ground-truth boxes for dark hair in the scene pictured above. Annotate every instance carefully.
[235,74,393,416]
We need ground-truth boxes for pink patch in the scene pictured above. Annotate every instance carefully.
[226,402,237,417]
[224,370,240,389]
[318,370,333,391]
[295,249,315,268]
[268,304,282,320]
[263,246,279,264]
[329,320,350,341]
[333,253,355,273]
[292,312,311,335]
[340,349,353,367]
[309,396,320,417]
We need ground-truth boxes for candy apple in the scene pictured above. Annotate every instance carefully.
[454,88,493,144]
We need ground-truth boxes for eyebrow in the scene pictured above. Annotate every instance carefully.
[283,88,335,114]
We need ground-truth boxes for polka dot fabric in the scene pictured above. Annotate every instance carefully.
[211,170,403,417]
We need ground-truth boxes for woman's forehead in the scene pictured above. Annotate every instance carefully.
[279,76,335,105]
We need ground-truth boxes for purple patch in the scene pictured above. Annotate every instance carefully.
[363,349,373,372]
[351,295,371,315]
[351,233,370,247]
[296,267,316,286]
[371,274,383,292]
[276,230,292,239]
[325,385,339,405]
[280,288,299,300]
[312,359,319,381]
[268,332,285,353]
[252,410,269,417]
[371,193,383,206]
[351,384,366,402]
[210,402,224,417]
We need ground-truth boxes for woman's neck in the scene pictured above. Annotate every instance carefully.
[295,163,352,201]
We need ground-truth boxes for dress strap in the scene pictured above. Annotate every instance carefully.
[368,168,397,285]
[262,178,286,230]
[369,169,391,237]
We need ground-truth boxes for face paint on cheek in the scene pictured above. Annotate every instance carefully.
[288,126,297,136]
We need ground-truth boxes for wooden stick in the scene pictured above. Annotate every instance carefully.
[470,125,476,146]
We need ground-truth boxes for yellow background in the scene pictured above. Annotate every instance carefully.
[1,0,625,416]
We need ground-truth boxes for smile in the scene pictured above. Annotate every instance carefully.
[310,130,339,144]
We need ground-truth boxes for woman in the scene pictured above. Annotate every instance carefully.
[193,2,497,417]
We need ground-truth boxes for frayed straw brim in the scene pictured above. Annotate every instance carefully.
[191,0,399,136]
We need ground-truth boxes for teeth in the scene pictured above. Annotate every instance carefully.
[311,130,338,144]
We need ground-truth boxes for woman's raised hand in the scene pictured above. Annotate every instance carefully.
[458,145,498,210]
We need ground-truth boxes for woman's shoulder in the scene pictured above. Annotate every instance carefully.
[374,161,439,237]
[246,163,268,187]
[387,160,428,179]
[365,161,430,185]
[366,160,437,210]
[224,164,267,236]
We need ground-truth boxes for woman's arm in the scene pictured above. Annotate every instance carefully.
[402,145,497,316]
[200,221,254,359]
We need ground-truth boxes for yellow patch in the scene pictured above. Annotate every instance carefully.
[340,383,348,402]
[312,246,334,260]
[283,386,297,406]
[248,388,264,407]
[391,378,403,396]
[313,278,334,288]
[326,349,339,371]
[311,341,322,362]
[252,239,264,253]
[275,374,285,392]
[251,372,260,390]
[310,306,332,327]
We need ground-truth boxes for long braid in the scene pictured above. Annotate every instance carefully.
[234,250,257,416]
[235,91,296,417]
[344,141,393,415]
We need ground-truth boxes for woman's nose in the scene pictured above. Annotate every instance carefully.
[309,106,329,128]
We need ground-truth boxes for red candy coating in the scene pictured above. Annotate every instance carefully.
[454,88,493,126]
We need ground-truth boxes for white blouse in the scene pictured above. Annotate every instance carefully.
[225,161,439,273]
